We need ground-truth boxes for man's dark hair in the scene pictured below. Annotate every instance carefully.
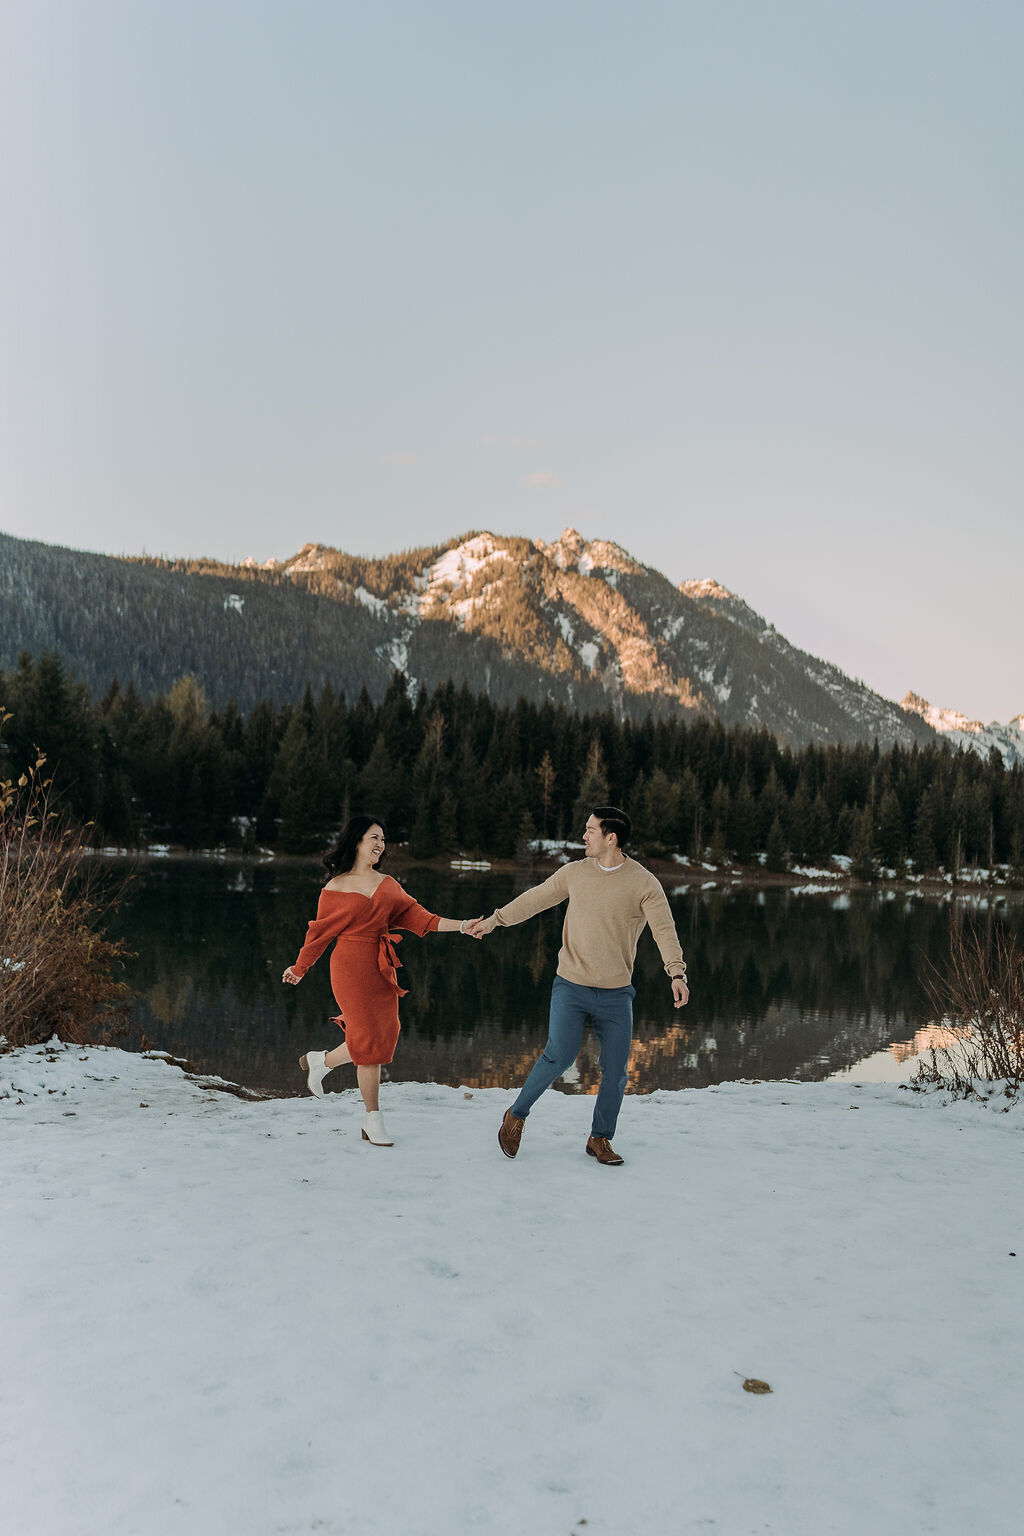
[592,805,632,849]
[323,813,387,881]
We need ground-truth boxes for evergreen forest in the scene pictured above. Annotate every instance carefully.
[2,650,1022,880]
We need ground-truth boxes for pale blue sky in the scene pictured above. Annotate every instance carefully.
[1,1,1021,721]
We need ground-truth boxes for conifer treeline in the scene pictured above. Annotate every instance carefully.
[2,650,1022,877]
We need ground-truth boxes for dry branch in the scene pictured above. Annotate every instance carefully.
[1,713,133,1049]
[914,916,1024,1104]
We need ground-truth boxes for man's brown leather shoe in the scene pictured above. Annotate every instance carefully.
[586,1135,624,1166]
[498,1108,526,1158]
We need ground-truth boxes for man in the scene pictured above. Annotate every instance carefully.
[467,806,689,1165]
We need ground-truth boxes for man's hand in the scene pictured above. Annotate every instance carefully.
[464,915,497,939]
[282,966,302,986]
[671,977,689,1009]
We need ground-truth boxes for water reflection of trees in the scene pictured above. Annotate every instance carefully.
[109,865,1024,1094]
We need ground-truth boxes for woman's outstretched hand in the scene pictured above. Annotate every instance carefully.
[282,966,302,985]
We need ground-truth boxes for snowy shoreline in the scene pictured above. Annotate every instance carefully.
[2,1044,1022,1536]
[81,841,1024,900]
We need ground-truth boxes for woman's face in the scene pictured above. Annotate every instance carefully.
[359,824,386,864]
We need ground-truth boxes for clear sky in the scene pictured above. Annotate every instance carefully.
[2,1,1021,722]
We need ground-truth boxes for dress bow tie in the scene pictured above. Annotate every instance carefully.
[377,931,408,997]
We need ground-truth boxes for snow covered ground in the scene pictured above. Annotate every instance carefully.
[2,1044,1022,1536]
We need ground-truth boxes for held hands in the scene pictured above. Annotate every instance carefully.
[463,915,497,939]
[282,966,302,986]
[671,976,690,1009]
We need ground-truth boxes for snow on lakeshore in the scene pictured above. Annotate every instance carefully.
[2,1047,1022,1536]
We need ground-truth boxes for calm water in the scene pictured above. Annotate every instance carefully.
[107,861,1024,1097]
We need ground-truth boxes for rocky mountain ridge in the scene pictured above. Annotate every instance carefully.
[900,691,1024,769]
[0,523,955,752]
[259,526,934,749]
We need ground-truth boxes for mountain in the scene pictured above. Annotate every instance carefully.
[0,528,618,718]
[900,691,1024,768]
[0,525,935,748]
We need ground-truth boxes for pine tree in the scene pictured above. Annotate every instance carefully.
[535,750,557,838]
[765,815,788,873]
[729,776,758,864]
[709,780,730,865]
[243,699,282,842]
[572,738,610,834]
[409,710,451,857]
[358,732,403,831]
[437,788,459,854]
[409,799,439,859]
[875,787,905,871]
[641,769,681,854]
[788,775,814,863]
[850,806,877,882]
[1008,825,1024,888]
[272,693,334,853]
[807,791,833,864]
[453,736,490,852]
[179,764,207,849]
[515,808,537,869]
[487,768,527,858]
[757,766,788,848]
[676,766,702,858]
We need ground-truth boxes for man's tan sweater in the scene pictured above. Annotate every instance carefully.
[492,856,686,989]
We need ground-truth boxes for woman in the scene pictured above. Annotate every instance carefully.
[282,814,478,1146]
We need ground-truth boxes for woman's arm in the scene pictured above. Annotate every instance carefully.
[434,916,484,934]
[283,893,341,981]
[389,885,480,937]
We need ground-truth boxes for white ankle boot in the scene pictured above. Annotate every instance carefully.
[361,1110,394,1146]
[299,1050,330,1098]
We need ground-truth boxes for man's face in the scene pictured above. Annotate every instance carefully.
[583,814,617,859]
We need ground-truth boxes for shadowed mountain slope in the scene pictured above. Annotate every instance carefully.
[0,526,934,748]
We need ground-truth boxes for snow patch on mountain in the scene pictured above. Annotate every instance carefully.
[417,535,509,624]
[425,534,504,592]
[901,692,1024,768]
[381,635,411,675]
[537,528,643,577]
[679,578,736,601]
[283,542,332,574]
[354,585,389,616]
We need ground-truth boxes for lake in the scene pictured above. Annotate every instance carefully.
[107,860,1024,1098]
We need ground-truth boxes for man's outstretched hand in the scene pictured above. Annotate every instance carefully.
[672,977,690,1009]
[464,915,498,939]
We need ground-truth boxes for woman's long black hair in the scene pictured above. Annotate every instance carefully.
[323,814,387,882]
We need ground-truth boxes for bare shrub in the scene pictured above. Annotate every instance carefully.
[1,715,134,1050]
[913,917,1024,1105]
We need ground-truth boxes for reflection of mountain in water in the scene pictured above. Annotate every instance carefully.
[109,864,1024,1095]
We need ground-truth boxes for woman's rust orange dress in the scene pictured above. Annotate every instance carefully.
[290,875,440,1065]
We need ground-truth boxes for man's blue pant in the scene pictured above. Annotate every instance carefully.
[510,975,635,1139]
